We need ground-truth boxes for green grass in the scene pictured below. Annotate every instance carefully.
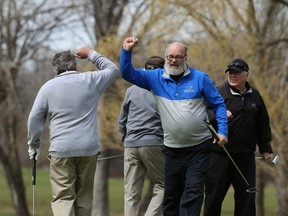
[0,167,277,216]
[206,186,277,216]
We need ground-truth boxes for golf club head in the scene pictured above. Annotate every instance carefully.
[272,155,280,164]
[246,187,260,193]
[255,155,280,165]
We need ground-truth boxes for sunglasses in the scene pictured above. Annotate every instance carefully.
[227,62,249,71]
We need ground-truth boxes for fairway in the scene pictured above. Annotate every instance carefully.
[0,167,277,216]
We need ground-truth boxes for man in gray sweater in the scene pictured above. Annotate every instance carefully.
[27,48,119,216]
[118,56,165,216]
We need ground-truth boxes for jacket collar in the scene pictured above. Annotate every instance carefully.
[55,70,79,77]
[228,81,252,96]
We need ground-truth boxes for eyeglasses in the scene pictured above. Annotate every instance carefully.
[166,55,186,61]
[227,62,249,71]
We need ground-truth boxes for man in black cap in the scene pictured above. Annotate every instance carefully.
[118,56,165,216]
[204,58,274,216]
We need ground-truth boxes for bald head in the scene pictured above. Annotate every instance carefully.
[165,42,188,57]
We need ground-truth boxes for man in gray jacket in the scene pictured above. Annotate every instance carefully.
[27,48,119,216]
[118,56,165,216]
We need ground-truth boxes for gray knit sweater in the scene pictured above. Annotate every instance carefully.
[27,50,119,158]
[118,85,163,148]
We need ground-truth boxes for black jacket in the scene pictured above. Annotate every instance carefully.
[210,81,272,154]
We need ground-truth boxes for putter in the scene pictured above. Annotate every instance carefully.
[32,151,37,216]
[255,155,280,165]
[203,119,259,193]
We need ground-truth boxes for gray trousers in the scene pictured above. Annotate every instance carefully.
[124,146,165,216]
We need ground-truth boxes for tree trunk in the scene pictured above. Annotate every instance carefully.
[0,149,29,216]
[275,160,288,216]
[92,76,124,214]
[92,149,110,216]
[0,64,29,216]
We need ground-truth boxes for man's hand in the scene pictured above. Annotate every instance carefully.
[75,47,91,59]
[226,110,233,119]
[28,146,40,160]
[214,134,228,146]
[262,152,273,160]
[123,37,139,51]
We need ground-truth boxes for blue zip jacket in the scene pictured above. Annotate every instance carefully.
[120,49,227,148]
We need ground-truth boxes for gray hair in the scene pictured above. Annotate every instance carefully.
[52,50,76,75]
[165,42,188,56]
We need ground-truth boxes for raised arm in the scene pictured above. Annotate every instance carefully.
[122,37,139,51]
[76,47,119,92]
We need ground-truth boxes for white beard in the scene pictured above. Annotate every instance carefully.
[165,62,187,76]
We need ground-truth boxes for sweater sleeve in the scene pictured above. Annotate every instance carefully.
[27,89,48,148]
[255,91,273,153]
[202,74,228,137]
[88,50,119,93]
[119,48,152,90]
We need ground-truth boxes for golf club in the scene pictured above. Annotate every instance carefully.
[255,155,280,165]
[32,151,37,216]
[203,119,259,193]
[97,154,124,161]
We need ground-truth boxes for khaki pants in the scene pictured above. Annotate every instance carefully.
[49,155,98,216]
[124,146,164,216]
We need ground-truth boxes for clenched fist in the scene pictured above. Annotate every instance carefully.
[75,47,91,59]
[123,37,139,51]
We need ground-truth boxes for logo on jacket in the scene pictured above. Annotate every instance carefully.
[251,102,256,108]
[184,85,194,93]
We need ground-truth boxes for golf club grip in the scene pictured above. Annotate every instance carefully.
[32,152,36,186]
[203,119,220,142]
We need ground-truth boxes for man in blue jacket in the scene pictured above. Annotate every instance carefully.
[120,36,228,216]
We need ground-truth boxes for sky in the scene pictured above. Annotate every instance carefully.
[49,28,95,52]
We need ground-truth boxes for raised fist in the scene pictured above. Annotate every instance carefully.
[75,47,91,59]
[123,37,139,51]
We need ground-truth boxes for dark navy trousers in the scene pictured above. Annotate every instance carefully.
[162,139,212,216]
[204,152,256,216]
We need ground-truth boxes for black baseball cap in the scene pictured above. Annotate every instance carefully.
[225,58,249,73]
